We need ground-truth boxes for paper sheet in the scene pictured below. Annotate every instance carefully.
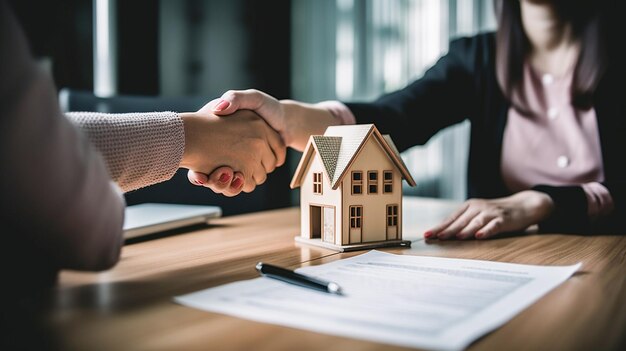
[175,251,580,350]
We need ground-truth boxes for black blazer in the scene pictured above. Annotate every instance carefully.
[346,32,626,234]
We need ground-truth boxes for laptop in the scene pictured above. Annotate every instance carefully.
[123,203,222,239]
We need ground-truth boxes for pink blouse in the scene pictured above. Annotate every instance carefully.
[501,63,613,218]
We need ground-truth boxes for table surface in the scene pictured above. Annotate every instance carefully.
[46,197,626,351]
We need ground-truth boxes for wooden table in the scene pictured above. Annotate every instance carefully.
[44,197,626,351]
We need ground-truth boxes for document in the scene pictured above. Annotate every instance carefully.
[175,251,580,350]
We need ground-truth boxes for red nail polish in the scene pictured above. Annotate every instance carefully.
[424,231,433,238]
[214,100,230,112]
[219,173,231,183]
[231,177,243,189]
[476,232,484,238]
[195,178,204,185]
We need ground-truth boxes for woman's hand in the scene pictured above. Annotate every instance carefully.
[208,89,339,151]
[187,167,246,198]
[210,89,292,144]
[188,89,341,192]
[425,190,554,240]
[180,104,286,196]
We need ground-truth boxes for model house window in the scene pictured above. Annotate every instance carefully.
[313,172,323,194]
[350,206,363,229]
[387,204,398,226]
[367,171,378,194]
[383,171,393,193]
[352,171,363,194]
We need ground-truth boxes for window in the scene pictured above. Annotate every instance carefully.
[387,204,398,227]
[383,171,393,193]
[313,172,322,194]
[367,171,378,194]
[352,171,363,195]
[350,206,363,229]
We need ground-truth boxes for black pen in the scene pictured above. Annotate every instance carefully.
[255,262,343,295]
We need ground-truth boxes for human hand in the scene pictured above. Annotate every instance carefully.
[424,190,554,240]
[208,89,338,151]
[188,89,340,192]
[187,167,245,197]
[180,104,286,196]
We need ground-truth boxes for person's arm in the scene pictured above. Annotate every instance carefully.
[1,0,286,280]
[204,90,341,152]
[65,111,184,193]
[0,1,124,271]
[425,180,622,240]
[190,37,481,190]
[185,94,343,187]
[204,36,480,154]
[532,180,625,234]
[424,190,555,240]
[344,37,480,151]
[68,105,285,197]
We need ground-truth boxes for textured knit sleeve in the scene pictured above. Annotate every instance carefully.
[0,0,125,281]
[65,112,185,192]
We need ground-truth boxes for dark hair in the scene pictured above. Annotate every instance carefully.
[494,0,609,114]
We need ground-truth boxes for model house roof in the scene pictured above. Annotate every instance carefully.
[290,124,417,189]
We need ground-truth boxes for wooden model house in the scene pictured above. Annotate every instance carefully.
[290,124,416,251]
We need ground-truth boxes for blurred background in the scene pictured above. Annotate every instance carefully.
[10,0,496,215]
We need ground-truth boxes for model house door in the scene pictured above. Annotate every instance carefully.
[310,205,322,239]
[349,206,363,244]
[323,207,335,243]
[386,204,398,240]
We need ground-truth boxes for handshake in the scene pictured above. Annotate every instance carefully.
[179,89,338,196]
